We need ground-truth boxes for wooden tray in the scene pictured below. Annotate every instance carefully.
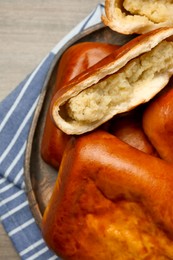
[24,22,134,228]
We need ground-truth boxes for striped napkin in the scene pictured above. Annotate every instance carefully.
[0,4,104,260]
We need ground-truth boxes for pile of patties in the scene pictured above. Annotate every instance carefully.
[41,1,173,259]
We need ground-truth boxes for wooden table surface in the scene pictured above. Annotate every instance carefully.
[0,0,100,258]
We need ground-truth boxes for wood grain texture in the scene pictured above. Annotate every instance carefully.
[0,0,100,258]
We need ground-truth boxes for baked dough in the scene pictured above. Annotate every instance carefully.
[41,42,118,169]
[143,78,173,162]
[42,131,173,259]
[102,0,173,34]
[110,110,158,156]
[51,27,173,135]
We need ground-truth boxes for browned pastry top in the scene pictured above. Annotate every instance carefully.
[42,131,173,259]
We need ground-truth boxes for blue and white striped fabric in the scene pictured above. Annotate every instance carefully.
[0,4,104,260]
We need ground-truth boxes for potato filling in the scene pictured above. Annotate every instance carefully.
[123,0,173,23]
[66,41,173,123]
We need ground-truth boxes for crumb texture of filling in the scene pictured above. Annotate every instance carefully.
[123,0,173,23]
[66,41,173,124]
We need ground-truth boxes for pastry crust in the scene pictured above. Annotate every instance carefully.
[41,42,118,169]
[51,27,173,135]
[110,110,158,156]
[42,130,173,259]
[102,0,173,35]
[143,78,173,162]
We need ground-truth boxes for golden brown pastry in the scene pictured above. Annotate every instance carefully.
[41,42,118,169]
[110,110,158,156]
[51,27,173,135]
[42,130,173,259]
[143,79,173,162]
[102,0,173,35]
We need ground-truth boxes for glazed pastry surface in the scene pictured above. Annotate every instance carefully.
[42,131,173,259]
[41,42,118,169]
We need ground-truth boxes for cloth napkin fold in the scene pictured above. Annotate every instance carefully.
[0,4,104,260]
